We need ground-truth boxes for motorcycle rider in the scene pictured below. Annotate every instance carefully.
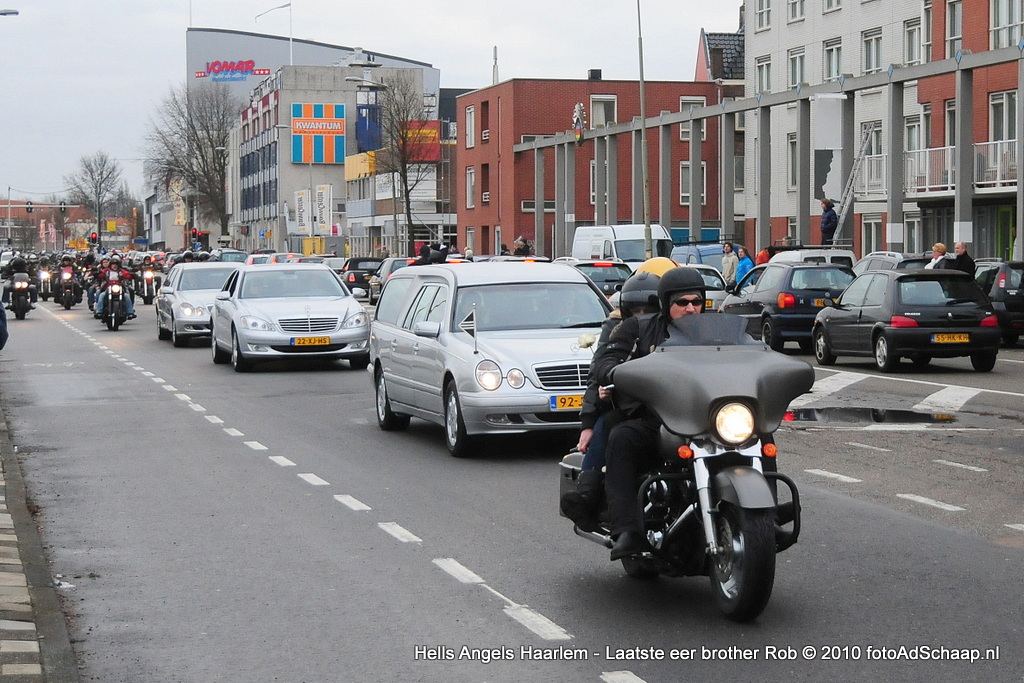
[2,255,38,309]
[95,255,136,320]
[591,267,710,560]
[56,253,83,304]
[560,257,677,531]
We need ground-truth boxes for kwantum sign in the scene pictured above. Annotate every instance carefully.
[194,59,272,82]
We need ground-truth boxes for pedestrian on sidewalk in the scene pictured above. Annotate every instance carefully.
[820,199,838,245]
[925,243,953,269]
[735,246,755,282]
[721,242,739,286]
[951,241,976,274]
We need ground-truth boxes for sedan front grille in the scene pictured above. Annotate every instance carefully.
[534,363,589,390]
[277,317,339,333]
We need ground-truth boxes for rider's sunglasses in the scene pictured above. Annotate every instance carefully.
[672,296,703,308]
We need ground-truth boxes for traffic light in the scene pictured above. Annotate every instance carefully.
[191,228,199,239]
[25,201,33,214]
[59,201,66,214]
[89,231,98,244]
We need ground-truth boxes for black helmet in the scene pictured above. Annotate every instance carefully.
[658,267,707,313]
[182,250,195,262]
[61,254,73,264]
[197,251,210,261]
[619,271,662,316]
[10,256,26,272]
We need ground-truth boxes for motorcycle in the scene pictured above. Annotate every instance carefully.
[101,272,128,331]
[10,273,32,320]
[136,267,158,305]
[38,268,52,301]
[59,267,77,310]
[559,314,814,622]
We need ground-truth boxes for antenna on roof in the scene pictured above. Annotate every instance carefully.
[492,46,499,85]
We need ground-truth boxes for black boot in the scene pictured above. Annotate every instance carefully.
[610,530,645,561]
[560,470,603,532]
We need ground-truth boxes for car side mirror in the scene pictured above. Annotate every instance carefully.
[215,291,230,301]
[725,284,736,295]
[351,287,367,298]
[413,321,441,338]
[614,283,623,292]
[161,287,174,295]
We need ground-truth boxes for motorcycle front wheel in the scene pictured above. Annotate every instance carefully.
[709,504,776,622]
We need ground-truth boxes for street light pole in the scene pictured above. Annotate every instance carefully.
[0,10,19,16]
[636,0,652,259]
[255,3,292,66]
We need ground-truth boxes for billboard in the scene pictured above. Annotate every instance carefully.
[314,185,333,236]
[291,103,346,165]
[293,190,311,235]
[405,120,442,163]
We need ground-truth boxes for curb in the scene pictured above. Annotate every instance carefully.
[0,412,79,682]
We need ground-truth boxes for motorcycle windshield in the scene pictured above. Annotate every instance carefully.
[611,314,815,436]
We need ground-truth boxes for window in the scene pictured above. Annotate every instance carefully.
[679,161,707,204]
[520,134,549,143]
[862,28,882,75]
[679,96,706,140]
[947,0,962,55]
[723,97,745,131]
[756,0,771,29]
[787,217,797,239]
[590,95,617,128]
[589,160,608,205]
[520,200,557,213]
[862,121,882,155]
[862,218,883,253]
[788,47,805,88]
[904,18,922,66]
[905,115,922,151]
[945,99,956,146]
[734,154,745,190]
[839,275,873,306]
[465,166,476,209]
[755,56,772,94]
[906,215,922,252]
[787,133,798,188]
[823,38,842,82]
[374,277,414,325]
[991,0,1024,48]
[465,106,475,148]
[823,0,841,11]
[922,104,932,147]
[788,0,805,21]
[923,1,933,61]
[403,285,441,329]
[863,274,887,306]
[990,91,1018,141]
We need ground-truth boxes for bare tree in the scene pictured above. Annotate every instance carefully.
[145,83,238,234]
[375,73,439,256]
[64,151,123,237]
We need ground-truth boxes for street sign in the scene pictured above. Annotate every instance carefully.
[106,219,117,233]
[25,201,33,214]
[258,228,266,239]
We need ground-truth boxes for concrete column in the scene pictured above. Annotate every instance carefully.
[554,143,566,258]
[796,98,811,244]
[565,142,577,257]
[757,106,772,249]
[838,93,856,244]
[954,67,974,243]
[594,136,607,225]
[1017,58,1024,261]
[533,147,545,257]
[720,111,736,241]
[689,119,703,238]
[658,112,672,228]
[886,81,906,251]
[606,135,618,224]
[631,120,644,223]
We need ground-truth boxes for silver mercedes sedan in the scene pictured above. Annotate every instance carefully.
[369,262,612,457]
[156,262,243,347]
[210,263,370,372]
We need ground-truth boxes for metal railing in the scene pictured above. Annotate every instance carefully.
[974,139,1017,188]
[857,154,887,196]
[905,146,956,193]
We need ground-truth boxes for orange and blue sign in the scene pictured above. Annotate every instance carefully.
[291,103,346,165]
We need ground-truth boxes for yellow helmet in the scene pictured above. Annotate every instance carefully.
[634,256,678,278]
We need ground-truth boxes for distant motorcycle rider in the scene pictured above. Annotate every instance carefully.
[95,255,136,320]
[56,254,83,304]
[2,255,38,309]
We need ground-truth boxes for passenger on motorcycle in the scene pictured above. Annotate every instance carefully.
[591,267,710,560]
[1,256,38,309]
[95,256,136,320]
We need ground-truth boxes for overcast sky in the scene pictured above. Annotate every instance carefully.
[0,0,741,198]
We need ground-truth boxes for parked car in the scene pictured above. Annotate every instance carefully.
[770,247,856,268]
[670,243,725,272]
[368,257,416,305]
[554,258,632,298]
[341,257,384,292]
[570,224,674,268]
[268,252,301,264]
[974,259,1024,346]
[244,254,271,266]
[369,262,611,456]
[852,250,931,275]
[156,262,243,347]
[210,264,370,372]
[682,264,728,312]
[321,257,346,275]
[812,270,1001,372]
[721,263,856,351]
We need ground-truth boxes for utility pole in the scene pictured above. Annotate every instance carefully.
[636,0,652,259]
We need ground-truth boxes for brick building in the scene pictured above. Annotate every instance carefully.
[455,75,724,256]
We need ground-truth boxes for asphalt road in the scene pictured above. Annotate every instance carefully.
[0,302,1020,682]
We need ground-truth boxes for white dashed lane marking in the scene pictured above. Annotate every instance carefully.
[933,459,988,473]
[163,385,177,391]
[189,404,206,412]
[804,469,862,483]
[174,393,191,401]
[502,605,572,642]
[268,456,296,467]
[142,371,154,377]
[432,558,483,584]
[297,473,330,486]
[601,672,647,683]
[913,386,982,413]
[377,522,421,543]
[896,494,965,512]
[846,442,892,452]
[1005,524,1024,532]
[791,371,865,408]
[334,494,371,511]
[204,415,224,424]
[244,441,268,451]
[223,428,243,436]
[151,377,165,383]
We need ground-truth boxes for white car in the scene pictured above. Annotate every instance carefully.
[210,263,370,372]
[156,262,242,347]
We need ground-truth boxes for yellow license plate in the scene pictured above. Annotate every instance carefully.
[932,333,969,344]
[813,298,828,307]
[705,299,715,310]
[550,394,584,411]
[292,336,332,346]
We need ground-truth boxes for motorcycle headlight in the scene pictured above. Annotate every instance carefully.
[41,271,50,279]
[714,402,755,445]
[61,272,72,281]
[506,368,526,389]
[342,311,367,328]
[13,281,27,289]
[110,284,122,294]
[144,271,154,279]
[239,315,274,332]
[475,360,502,391]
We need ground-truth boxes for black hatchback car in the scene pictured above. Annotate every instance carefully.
[720,263,855,351]
[812,270,1001,372]
[340,257,383,292]
[974,259,1024,346]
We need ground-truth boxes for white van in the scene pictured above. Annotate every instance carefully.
[769,248,856,268]
[570,224,674,269]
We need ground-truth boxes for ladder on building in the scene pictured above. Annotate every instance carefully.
[833,122,878,244]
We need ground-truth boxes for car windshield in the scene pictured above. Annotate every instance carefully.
[1007,265,1024,289]
[323,258,345,270]
[700,253,724,271]
[575,264,631,285]
[240,269,346,299]
[694,268,726,290]
[454,283,608,331]
[899,276,986,305]
[250,255,269,264]
[351,260,381,270]
[790,268,854,290]
[388,260,412,275]
[896,259,929,270]
[218,252,248,263]
[615,239,674,262]
[177,268,237,291]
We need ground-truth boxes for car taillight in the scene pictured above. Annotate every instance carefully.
[406,258,416,265]
[777,292,797,309]
[593,261,614,267]
[890,315,919,328]
[347,273,356,283]
[980,314,999,327]
[997,273,1007,289]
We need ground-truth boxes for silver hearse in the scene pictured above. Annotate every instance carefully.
[369,262,612,456]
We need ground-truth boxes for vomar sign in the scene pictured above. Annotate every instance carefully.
[194,60,272,82]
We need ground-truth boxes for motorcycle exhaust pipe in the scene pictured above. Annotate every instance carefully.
[573,525,613,548]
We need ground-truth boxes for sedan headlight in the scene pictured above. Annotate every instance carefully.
[239,315,275,332]
[506,368,526,389]
[475,360,502,391]
[179,302,207,317]
[342,311,367,328]
[714,402,755,445]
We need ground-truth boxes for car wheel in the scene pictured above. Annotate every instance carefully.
[970,350,997,372]
[374,369,409,431]
[761,318,783,352]
[171,317,188,347]
[157,311,171,340]
[444,383,475,458]
[873,333,899,372]
[231,329,253,373]
[211,325,230,364]
[910,354,931,369]
[349,354,370,371]
[813,327,836,366]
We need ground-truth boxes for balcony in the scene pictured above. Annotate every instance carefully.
[974,140,1017,189]
[854,141,1017,199]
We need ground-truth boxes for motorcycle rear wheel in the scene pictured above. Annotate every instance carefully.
[709,504,776,622]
